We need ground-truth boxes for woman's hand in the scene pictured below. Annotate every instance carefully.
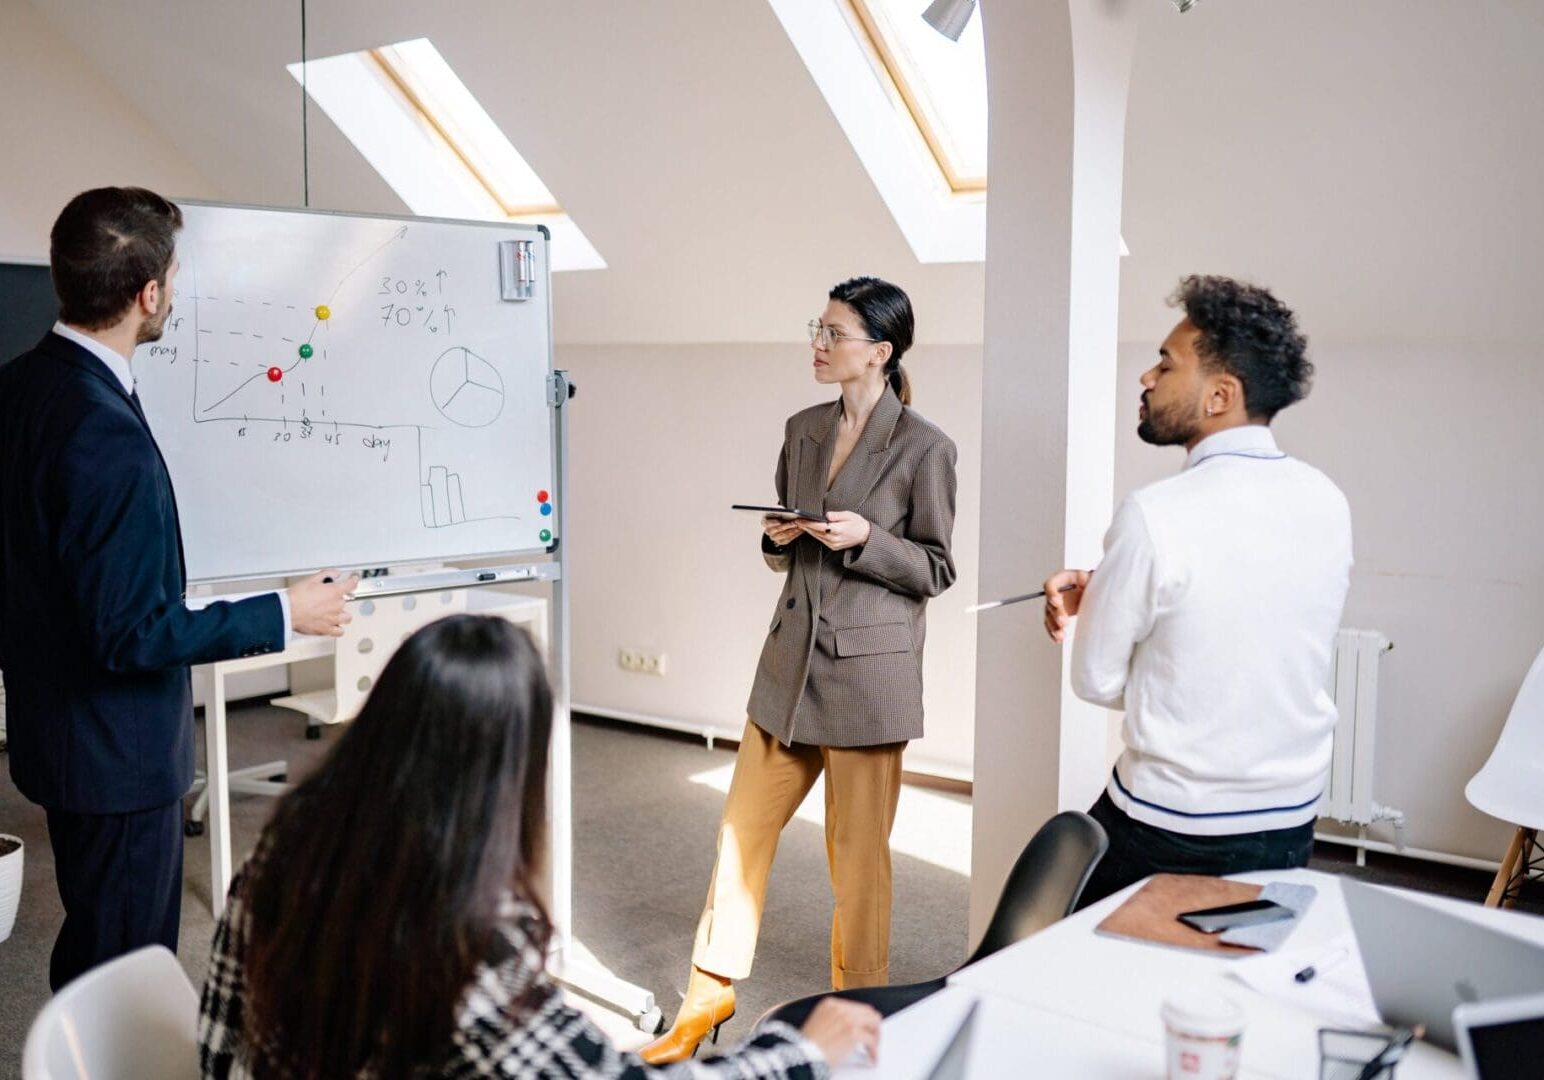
[799,510,871,552]
[1042,569,1092,644]
[763,515,803,547]
[800,997,882,1065]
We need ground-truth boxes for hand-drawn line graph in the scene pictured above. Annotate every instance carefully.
[193,225,409,418]
[430,346,505,428]
[168,223,523,532]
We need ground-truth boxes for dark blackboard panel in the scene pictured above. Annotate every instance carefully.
[0,262,57,365]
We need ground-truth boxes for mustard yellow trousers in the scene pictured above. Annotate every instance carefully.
[691,720,905,990]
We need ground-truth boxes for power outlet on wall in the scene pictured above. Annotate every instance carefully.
[618,648,667,676]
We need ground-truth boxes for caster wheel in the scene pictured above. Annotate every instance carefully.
[305,726,322,740]
[184,820,206,837]
[637,1007,665,1035]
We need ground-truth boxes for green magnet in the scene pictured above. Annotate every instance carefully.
[298,343,314,359]
[539,529,552,543]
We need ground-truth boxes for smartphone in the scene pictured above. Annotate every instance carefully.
[1176,899,1295,934]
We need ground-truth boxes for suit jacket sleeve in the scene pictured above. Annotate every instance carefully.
[53,406,284,674]
[842,435,958,599]
[759,420,797,573]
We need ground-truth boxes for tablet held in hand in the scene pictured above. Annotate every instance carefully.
[732,504,829,523]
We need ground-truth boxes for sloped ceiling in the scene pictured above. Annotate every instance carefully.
[22,0,1544,347]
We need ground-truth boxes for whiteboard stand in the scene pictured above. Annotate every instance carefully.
[544,370,665,1034]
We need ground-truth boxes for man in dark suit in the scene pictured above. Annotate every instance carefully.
[0,187,357,990]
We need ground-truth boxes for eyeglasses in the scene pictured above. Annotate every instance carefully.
[808,319,880,350]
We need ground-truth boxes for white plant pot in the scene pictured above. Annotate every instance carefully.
[0,833,23,944]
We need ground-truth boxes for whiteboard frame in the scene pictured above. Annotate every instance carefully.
[164,199,559,586]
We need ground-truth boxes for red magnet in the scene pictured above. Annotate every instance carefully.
[536,489,550,503]
[266,367,283,382]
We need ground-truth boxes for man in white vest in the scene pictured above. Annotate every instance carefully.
[1044,275,1352,907]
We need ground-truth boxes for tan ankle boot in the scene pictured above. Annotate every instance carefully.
[639,967,737,1064]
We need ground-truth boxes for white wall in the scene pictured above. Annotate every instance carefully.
[1112,340,1544,862]
[560,343,981,779]
[0,1,211,259]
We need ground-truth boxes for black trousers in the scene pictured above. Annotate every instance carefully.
[45,801,184,991]
[1078,791,1314,911]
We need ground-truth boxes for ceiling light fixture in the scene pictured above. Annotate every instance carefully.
[922,0,977,42]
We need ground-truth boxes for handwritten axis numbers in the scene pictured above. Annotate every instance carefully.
[233,420,357,452]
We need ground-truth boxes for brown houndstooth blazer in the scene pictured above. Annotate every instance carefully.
[746,387,957,747]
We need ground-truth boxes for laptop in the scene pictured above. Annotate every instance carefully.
[1341,879,1544,1050]
[1453,991,1544,1079]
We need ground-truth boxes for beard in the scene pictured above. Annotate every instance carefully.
[1137,393,1202,446]
[136,299,172,345]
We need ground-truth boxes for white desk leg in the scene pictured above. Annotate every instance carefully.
[206,665,234,917]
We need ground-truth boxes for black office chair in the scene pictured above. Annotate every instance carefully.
[757,810,1108,1029]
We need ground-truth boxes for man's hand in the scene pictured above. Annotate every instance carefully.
[763,515,803,547]
[799,510,871,552]
[1043,569,1091,644]
[287,570,359,637]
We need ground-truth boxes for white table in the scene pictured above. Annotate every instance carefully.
[195,590,547,916]
[836,869,1544,1079]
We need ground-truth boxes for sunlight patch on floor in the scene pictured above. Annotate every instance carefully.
[688,763,972,877]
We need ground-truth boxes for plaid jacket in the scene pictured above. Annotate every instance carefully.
[200,861,827,1079]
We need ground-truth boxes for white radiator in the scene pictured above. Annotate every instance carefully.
[1320,628,1402,831]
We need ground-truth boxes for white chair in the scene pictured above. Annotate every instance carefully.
[1466,644,1544,908]
[22,945,199,1079]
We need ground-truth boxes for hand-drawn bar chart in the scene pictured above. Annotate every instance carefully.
[422,464,469,527]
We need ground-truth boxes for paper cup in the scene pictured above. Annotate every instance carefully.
[0,834,22,944]
[1162,990,1245,1080]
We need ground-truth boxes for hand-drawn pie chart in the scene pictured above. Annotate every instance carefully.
[430,346,505,428]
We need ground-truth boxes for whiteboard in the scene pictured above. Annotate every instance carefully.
[133,203,557,583]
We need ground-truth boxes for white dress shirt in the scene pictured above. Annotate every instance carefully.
[1071,425,1353,835]
[50,323,293,637]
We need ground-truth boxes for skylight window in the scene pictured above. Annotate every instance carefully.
[288,39,604,271]
[767,1,985,262]
[849,0,987,193]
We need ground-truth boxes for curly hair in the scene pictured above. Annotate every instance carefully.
[1169,275,1312,421]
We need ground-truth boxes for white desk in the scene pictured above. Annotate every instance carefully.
[195,590,547,916]
[834,984,1216,1080]
[839,869,1544,1079]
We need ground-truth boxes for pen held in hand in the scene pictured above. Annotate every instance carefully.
[966,583,1080,614]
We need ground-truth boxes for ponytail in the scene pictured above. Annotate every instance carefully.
[829,275,916,407]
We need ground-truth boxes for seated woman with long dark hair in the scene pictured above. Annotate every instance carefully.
[199,615,878,1078]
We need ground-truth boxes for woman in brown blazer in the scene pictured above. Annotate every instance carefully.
[642,277,957,1062]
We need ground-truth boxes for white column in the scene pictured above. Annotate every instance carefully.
[971,0,1138,938]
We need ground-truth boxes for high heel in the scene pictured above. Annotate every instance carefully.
[690,1016,733,1059]
[639,968,737,1064]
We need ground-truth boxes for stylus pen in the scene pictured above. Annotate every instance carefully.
[966,582,1081,614]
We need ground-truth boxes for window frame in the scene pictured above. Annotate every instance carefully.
[845,0,987,195]
[367,45,563,219]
